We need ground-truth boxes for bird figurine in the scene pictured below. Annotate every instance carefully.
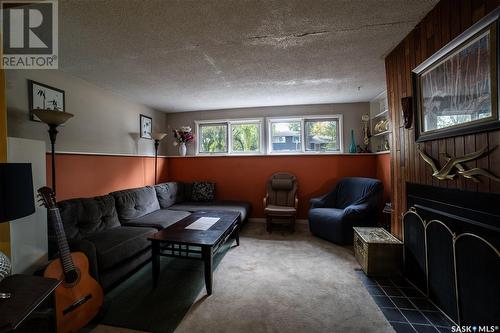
[417,146,500,182]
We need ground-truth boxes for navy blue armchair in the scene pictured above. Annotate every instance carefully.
[308,177,383,245]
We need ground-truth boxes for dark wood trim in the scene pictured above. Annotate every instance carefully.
[385,0,500,238]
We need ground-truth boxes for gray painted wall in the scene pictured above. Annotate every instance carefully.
[6,70,168,156]
[165,103,369,156]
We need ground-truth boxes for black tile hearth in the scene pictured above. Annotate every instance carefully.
[367,285,385,296]
[422,312,454,327]
[382,286,404,297]
[390,322,416,333]
[410,298,437,311]
[381,308,406,322]
[390,297,416,310]
[373,295,395,308]
[354,269,456,333]
[400,287,425,298]
[413,324,440,333]
[401,309,430,325]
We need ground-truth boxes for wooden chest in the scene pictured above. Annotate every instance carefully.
[353,227,403,277]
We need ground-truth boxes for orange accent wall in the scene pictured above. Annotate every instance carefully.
[375,153,391,203]
[167,155,380,218]
[47,153,392,219]
[46,153,168,201]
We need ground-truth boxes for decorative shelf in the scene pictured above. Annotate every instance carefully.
[372,130,391,137]
[372,109,389,118]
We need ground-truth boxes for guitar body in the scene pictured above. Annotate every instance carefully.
[44,252,103,333]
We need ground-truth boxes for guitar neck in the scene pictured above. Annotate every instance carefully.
[48,207,75,274]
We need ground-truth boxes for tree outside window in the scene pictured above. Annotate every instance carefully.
[199,123,227,153]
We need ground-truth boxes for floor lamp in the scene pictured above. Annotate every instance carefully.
[151,132,167,184]
[32,109,74,196]
[0,163,35,298]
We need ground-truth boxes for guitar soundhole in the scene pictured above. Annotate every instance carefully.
[63,268,81,287]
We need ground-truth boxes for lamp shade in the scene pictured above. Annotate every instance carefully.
[32,109,74,126]
[0,163,35,223]
[152,132,167,141]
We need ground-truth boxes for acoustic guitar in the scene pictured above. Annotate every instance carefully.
[38,186,103,333]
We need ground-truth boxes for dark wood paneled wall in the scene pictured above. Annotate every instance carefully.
[385,0,500,238]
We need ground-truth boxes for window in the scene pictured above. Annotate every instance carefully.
[269,119,302,152]
[199,123,228,153]
[305,118,340,152]
[231,122,261,153]
[196,119,263,155]
[268,115,342,154]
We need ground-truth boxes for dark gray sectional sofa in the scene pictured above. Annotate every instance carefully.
[50,182,251,290]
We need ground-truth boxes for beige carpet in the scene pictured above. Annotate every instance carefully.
[93,223,393,333]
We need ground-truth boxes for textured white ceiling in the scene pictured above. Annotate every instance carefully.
[59,0,438,112]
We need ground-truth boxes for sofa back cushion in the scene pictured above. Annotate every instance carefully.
[111,186,160,221]
[57,194,120,239]
[154,182,185,208]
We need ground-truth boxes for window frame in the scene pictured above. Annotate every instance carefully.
[304,116,343,153]
[267,117,305,154]
[195,118,264,156]
[196,121,229,154]
[267,115,343,154]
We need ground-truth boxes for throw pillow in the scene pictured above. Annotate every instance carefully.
[191,182,215,202]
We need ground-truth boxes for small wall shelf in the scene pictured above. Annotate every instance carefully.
[369,91,391,153]
[372,109,389,119]
[372,130,391,137]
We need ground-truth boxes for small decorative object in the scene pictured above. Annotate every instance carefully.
[151,132,167,184]
[401,96,412,129]
[413,8,500,142]
[29,80,65,122]
[362,114,370,146]
[374,119,389,134]
[0,163,36,298]
[418,146,500,183]
[349,129,356,153]
[383,139,390,151]
[173,126,194,157]
[0,251,11,282]
[140,115,152,139]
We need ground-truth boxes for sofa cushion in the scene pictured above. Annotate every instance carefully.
[83,226,155,271]
[111,186,160,221]
[169,200,251,221]
[57,195,121,239]
[191,182,215,202]
[121,209,191,230]
[154,182,184,209]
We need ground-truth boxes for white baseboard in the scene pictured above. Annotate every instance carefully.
[248,218,308,225]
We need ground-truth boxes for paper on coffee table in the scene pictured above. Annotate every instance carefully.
[185,217,220,231]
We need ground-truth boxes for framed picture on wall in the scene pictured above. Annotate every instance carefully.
[140,114,152,139]
[28,80,66,122]
[413,8,500,142]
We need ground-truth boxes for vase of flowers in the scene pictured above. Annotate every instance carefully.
[173,126,194,156]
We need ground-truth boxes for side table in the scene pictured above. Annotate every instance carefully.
[353,227,403,276]
[0,274,60,333]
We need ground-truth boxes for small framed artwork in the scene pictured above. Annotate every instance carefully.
[28,80,66,122]
[140,114,152,139]
[413,8,500,142]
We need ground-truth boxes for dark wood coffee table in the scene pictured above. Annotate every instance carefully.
[148,210,241,295]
